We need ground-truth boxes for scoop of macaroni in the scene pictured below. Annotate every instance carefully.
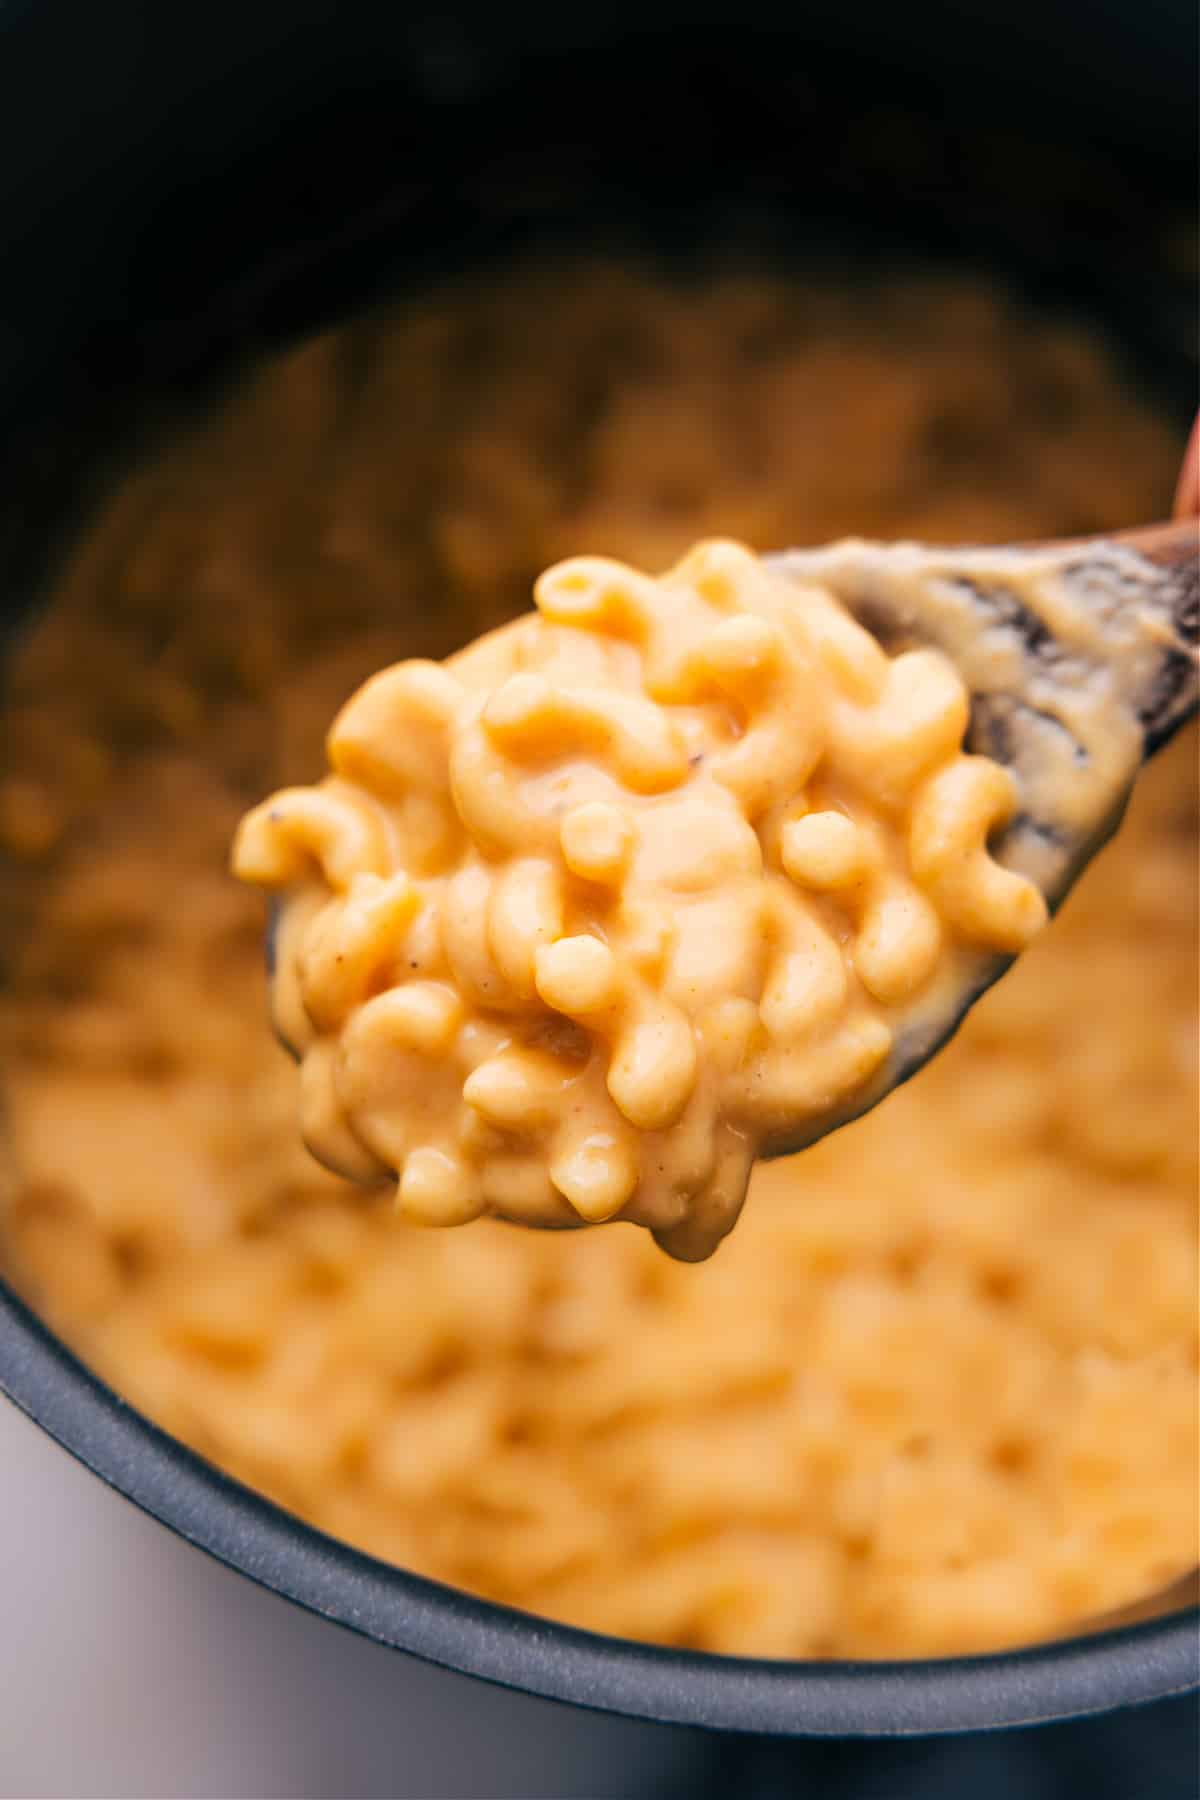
[233,541,1047,1259]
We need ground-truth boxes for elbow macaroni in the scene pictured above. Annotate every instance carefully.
[234,539,1047,1259]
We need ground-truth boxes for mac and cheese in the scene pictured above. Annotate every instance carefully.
[234,543,1046,1259]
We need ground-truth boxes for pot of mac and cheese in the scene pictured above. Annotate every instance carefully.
[0,0,1195,1754]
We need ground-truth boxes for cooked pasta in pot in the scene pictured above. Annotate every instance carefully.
[0,260,1195,1659]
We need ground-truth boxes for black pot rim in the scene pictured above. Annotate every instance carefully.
[2,1278,1196,1737]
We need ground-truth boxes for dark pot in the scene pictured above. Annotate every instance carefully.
[0,0,1196,1745]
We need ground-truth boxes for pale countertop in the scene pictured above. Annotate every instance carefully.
[0,1393,702,1800]
[3,1389,1196,1799]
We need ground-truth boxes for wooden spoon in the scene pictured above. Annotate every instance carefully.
[265,518,1197,1172]
[754,516,1198,1157]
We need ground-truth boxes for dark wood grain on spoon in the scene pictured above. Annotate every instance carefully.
[1018,518,1198,753]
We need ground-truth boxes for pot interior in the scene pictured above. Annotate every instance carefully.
[0,12,1196,1735]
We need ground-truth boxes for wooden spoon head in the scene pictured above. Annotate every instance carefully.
[767,524,1198,908]
[758,524,1198,1159]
